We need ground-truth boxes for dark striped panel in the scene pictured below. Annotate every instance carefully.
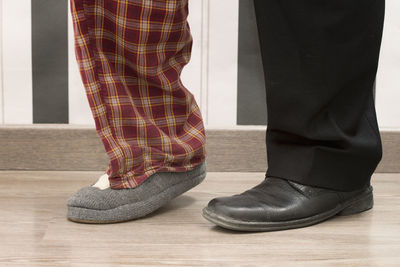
[32,0,69,123]
[237,0,267,126]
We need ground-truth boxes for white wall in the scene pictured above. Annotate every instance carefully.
[0,0,3,124]
[376,0,400,130]
[0,0,32,124]
[67,0,93,125]
[0,0,399,129]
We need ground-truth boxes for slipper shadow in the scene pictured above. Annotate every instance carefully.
[144,195,197,218]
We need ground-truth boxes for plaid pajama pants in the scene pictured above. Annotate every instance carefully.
[70,0,206,189]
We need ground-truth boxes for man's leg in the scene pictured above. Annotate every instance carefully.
[203,0,384,231]
[67,0,206,223]
[256,0,384,191]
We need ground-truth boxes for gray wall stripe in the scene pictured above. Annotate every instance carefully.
[32,0,69,123]
[237,0,267,126]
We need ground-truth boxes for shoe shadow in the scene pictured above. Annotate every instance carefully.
[143,195,197,219]
[208,225,262,235]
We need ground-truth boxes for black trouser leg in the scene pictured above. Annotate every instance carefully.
[253,0,385,191]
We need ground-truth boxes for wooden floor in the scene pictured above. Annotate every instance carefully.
[0,172,399,266]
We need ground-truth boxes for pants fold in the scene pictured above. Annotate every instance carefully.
[254,0,385,191]
[70,0,205,189]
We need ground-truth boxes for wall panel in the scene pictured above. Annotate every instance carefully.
[2,0,32,124]
[0,0,399,129]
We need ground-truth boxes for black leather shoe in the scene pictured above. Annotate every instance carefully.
[202,177,373,232]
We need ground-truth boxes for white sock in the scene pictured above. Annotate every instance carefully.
[92,173,110,190]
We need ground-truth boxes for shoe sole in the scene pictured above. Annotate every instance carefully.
[202,186,373,232]
[67,171,206,224]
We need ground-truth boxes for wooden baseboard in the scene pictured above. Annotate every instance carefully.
[0,125,399,172]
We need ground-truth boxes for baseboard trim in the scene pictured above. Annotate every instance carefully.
[1,125,399,172]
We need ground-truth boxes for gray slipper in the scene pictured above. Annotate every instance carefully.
[67,162,206,224]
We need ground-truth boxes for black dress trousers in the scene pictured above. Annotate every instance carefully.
[253,0,385,191]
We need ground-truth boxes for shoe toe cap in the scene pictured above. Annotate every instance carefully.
[67,186,113,210]
[206,195,255,220]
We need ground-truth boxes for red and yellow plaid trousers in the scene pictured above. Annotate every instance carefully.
[70,0,206,189]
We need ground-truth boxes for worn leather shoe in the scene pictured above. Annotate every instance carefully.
[203,176,373,232]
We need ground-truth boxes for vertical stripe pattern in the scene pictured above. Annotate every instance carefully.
[70,0,206,189]
[1,0,33,124]
[32,0,69,123]
[237,0,267,125]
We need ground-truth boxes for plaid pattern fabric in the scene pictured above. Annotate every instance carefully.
[70,0,206,189]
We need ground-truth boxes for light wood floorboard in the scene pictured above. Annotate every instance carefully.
[0,172,399,266]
